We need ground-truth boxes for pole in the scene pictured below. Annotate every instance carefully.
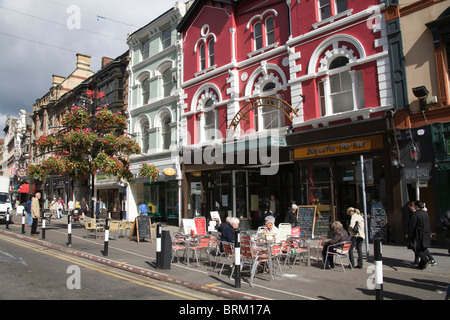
[103,215,110,256]
[21,211,26,234]
[360,155,370,260]
[374,238,383,300]
[6,207,10,229]
[156,223,162,268]
[41,211,46,240]
[234,229,241,288]
[67,212,72,247]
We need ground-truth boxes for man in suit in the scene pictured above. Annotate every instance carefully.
[408,201,435,269]
[31,192,41,236]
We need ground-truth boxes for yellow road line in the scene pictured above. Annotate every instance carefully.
[0,235,210,300]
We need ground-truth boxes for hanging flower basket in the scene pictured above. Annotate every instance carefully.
[139,163,159,182]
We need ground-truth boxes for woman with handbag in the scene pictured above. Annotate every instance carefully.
[347,207,365,269]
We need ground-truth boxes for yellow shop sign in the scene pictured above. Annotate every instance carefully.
[293,135,383,159]
[163,167,176,176]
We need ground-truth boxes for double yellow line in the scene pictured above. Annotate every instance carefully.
[0,234,213,300]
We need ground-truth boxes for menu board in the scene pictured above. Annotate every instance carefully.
[296,206,317,239]
[194,217,206,236]
[130,215,152,243]
[314,216,330,238]
[370,202,386,240]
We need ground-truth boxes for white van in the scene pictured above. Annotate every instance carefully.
[0,176,12,222]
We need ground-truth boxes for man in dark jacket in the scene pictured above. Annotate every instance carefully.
[408,201,434,269]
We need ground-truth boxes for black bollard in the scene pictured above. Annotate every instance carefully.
[41,211,46,240]
[374,238,383,300]
[103,218,110,256]
[160,230,172,269]
[234,229,241,288]
[156,224,162,268]
[21,211,26,234]
[5,207,10,229]
[66,213,72,247]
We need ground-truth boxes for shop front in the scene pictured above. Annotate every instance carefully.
[287,118,401,241]
[95,173,125,219]
[181,134,294,230]
[127,163,181,224]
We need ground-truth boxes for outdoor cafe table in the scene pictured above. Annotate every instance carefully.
[254,233,279,281]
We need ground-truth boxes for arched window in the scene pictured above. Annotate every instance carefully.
[208,39,215,67]
[161,114,172,150]
[162,69,173,97]
[138,117,150,153]
[199,43,206,70]
[254,82,283,131]
[204,99,216,141]
[266,16,274,46]
[318,56,364,115]
[251,15,276,51]
[198,98,216,142]
[142,78,150,105]
[254,22,263,50]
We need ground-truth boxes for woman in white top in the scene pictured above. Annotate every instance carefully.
[261,215,280,243]
[347,207,365,269]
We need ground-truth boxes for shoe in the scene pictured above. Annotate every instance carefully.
[355,265,363,269]
[418,261,431,270]
[430,260,436,266]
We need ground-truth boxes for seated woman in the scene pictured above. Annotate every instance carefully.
[322,221,349,269]
[259,215,280,243]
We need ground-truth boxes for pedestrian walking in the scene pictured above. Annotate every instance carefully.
[80,197,89,218]
[407,200,435,269]
[347,207,365,269]
[25,197,33,226]
[284,204,298,227]
[31,193,41,236]
[57,197,65,219]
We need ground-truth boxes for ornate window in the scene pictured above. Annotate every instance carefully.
[254,82,284,131]
[318,56,364,116]
[194,25,217,72]
[162,69,173,97]
[247,11,277,51]
[137,116,150,153]
[161,114,172,150]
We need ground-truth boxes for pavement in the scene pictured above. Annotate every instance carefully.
[1,214,449,301]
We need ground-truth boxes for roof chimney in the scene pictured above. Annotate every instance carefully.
[76,53,91,70]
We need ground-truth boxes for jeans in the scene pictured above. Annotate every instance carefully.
[349,236,364,267]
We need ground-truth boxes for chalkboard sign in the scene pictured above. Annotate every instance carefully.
[369,202,386,240]
[130,215,153,243]
[296,206,317,239]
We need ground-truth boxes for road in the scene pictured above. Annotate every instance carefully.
[0,234,224,300]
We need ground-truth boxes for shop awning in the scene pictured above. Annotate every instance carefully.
[18,184,35,194]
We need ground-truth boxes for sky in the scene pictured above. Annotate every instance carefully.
[0,0,178,137]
